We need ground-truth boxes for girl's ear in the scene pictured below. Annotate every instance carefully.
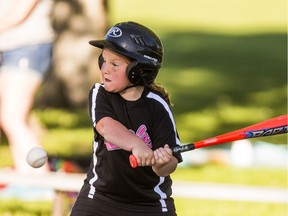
[98,54,104,69]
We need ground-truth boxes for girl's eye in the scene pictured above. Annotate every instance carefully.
[112,62,120,67]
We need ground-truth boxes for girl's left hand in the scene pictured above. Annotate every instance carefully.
[153,144,173,167]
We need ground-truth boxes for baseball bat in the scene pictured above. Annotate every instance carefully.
[129,114,288,168]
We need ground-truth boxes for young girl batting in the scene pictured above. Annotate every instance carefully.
[71,21,182,216]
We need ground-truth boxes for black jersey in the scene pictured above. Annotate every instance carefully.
[78,83,182,214]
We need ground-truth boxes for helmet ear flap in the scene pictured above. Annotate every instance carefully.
[127,61,158,85]
[127,61,141,84]
[98,54,104,69]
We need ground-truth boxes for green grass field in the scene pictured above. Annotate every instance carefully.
[175,198,286,216]
[0,198,286,216]
[0,0,287,215]
[0,164,286,216]
[0,163,286,216]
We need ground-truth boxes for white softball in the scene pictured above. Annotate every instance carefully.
[26,147,48,168]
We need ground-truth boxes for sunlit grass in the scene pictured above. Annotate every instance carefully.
[0,199,51,216]
[175,198,287,216]
[0,198,285,216]
[171,165,286,188]
[110,0,286,33]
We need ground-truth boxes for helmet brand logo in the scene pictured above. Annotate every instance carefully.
[144,55,158,63]
[107,27,122,37]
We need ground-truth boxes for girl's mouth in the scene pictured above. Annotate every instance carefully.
[104,78,111,83]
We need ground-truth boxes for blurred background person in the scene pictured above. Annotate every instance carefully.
[0,0,55,174]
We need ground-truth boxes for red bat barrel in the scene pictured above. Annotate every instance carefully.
[194,114,287,149]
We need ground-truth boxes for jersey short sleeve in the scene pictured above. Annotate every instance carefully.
[146,91,183,163]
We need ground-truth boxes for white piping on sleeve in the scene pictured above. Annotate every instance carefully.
[147,92,181,145]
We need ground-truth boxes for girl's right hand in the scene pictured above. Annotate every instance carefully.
[131,144,155,167]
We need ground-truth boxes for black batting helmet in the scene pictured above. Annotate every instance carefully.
[89,21,163,85]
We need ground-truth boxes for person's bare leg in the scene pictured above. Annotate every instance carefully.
[0,70,49,174]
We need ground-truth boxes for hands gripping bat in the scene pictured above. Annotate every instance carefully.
[129,114,288,168]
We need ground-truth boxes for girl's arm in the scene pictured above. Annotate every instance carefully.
[96,116,155,166]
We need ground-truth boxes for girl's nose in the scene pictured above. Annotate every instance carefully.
[102,63,110,74]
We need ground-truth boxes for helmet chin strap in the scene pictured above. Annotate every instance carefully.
[120,84,140,93]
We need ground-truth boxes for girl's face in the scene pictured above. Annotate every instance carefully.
[101,49,131,93]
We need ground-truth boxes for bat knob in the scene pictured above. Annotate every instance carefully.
[129,155,138,168]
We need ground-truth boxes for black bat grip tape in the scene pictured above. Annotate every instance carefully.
[172,144,195,153]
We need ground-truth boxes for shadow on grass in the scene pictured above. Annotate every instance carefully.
[159,31,287,114]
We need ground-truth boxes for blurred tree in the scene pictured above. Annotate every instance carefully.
[37,0,109,108]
